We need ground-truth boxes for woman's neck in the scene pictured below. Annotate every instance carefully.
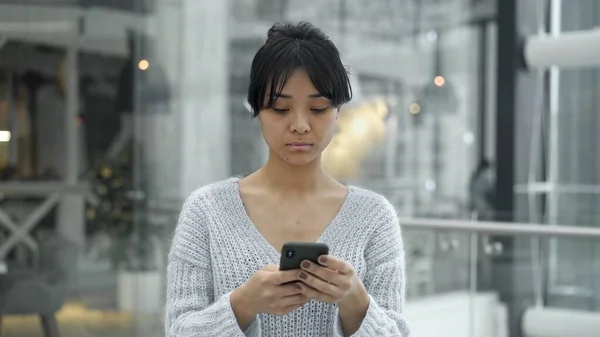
[257,154,329,195]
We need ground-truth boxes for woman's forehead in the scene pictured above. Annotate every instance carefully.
[267,70,321,97]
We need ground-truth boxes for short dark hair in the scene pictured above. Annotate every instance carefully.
[247,22,353,117]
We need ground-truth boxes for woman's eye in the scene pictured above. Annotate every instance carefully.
[272,107,288,114]
[311,107,329,113]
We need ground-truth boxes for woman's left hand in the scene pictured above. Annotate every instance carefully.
[295,255,361,304]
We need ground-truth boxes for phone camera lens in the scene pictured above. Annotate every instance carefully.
[286,249,295,258]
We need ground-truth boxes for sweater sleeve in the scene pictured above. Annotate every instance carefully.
[333,198,410,337]
[165,191,261,337]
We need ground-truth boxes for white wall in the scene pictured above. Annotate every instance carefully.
[405,291,508,337]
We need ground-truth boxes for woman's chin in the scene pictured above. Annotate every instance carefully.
[280,153,319,166]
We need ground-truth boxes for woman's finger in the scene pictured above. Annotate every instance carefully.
[300,260,345,285]
[297,270,343,298]
[281,293,310,306]
[277,283,304,297]
[295,282,336,303]
[273,269,303,285]
[318,255,354,275]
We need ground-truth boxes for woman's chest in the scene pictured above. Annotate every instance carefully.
[244,201,345,253]
[207,227,368,295]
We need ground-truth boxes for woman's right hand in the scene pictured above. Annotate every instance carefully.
[231,264,309,324]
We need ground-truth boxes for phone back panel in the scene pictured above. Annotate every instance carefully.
[279,242,329,271]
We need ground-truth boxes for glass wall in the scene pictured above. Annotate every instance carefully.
[0,1,186,336]
[510,0,600,317]
[4,0,599,336]
[0,1,492,335]
[547,0,600,311]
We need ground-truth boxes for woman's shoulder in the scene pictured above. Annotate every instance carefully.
[347,185,397,218]
[171,179,241,265]
[183,177,240,207]
[338,186,402,251]
[177,177,241,226]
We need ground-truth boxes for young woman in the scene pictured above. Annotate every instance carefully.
[165,22,409,337]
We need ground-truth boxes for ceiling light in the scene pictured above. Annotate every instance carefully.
[409,103,421,115]
[0,131,11,142]
[138,60,150,71]
[434,76,445,87]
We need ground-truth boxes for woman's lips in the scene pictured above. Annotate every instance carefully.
[286,143,313,151]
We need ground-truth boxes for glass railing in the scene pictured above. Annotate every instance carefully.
[4,212,599,337]
[401,217,600,337]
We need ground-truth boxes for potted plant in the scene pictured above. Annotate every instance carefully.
[85,139,163,314]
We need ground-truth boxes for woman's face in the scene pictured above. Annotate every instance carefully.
[259,69,338,166]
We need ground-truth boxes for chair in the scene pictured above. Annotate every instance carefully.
[0,233,78,337]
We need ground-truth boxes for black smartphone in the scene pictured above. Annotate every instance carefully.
[279,242,329,271]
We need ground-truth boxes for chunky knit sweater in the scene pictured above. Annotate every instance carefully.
[165,178,409,337]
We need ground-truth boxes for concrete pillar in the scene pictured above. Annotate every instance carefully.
[144,0,230,201]
[178,0,230,198]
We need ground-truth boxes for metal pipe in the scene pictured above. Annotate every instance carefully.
[530,236,544,307]
[65,46,79,185]
[399,218,600,239]
[476,21,488,162]
[515,182,600,194]
[546,0,562,301]
[468,232,478,337]
[59,46,85,247]
[524,27,600,69]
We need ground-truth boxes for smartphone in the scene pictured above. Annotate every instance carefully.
[279,242,329,271]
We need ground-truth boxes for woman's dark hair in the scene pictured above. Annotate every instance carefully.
[247,22,353,117]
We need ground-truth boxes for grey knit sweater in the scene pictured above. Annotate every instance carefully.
[165,178,409,336]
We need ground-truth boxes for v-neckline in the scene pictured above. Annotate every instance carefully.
[229,177,353,258]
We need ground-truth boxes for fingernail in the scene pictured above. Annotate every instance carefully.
[295,283,302,290]
[301,261,310,269]
[319,256,327,264]
[298,272,307,280]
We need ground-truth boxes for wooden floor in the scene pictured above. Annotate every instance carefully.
[1,303,163,337]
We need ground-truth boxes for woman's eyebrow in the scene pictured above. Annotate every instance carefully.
[275,93,323,99]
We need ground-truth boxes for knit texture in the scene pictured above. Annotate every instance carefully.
[165,177,409,337]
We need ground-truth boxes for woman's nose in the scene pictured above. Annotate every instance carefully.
[289,111,310,134]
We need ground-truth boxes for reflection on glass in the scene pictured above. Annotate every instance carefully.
[0,0,597,336]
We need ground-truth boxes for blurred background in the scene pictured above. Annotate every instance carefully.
[0,0,599,336]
